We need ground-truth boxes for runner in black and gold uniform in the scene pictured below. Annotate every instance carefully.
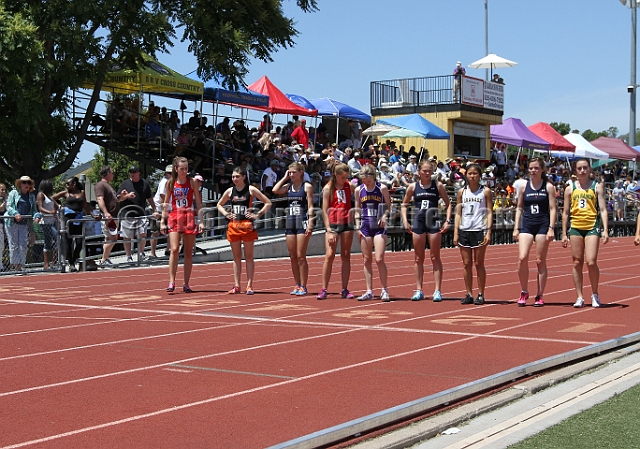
[561,158,609,308]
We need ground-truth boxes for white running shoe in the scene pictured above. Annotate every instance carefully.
[591,294,601,308]
[573,297,584,308]
[380,290,390,302]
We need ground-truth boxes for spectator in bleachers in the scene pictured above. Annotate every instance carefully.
[291,119,310,148]
[405,155,419,175]
[261,159,280,198]
[145,115,162,141]
[612,180,626,221]
[36,179,58,270]
[215,117,231,139]
[188,110,203,128]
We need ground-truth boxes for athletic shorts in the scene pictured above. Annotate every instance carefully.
[120,216,147,239]
[359,223,387,238]
[457,230,488,248]
[520,221,549,236]
[329,223,354,234]
[284,216,308,235]
[569,225,600,238]
[412,218,442,235]
[168,210,198,235]
[227,220,258,242]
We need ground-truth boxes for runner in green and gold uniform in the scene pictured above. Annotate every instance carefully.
[561,158,609,308]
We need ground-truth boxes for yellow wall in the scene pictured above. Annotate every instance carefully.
[372,110,502,161]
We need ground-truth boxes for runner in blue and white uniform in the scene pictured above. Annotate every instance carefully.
[513,157,557,307]
[272,162,315,296]
[401,160,452,302]
[355,165,391,301]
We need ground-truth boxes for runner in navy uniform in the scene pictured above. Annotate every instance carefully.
[272,162,315,296]
[513,157,557,307]
[401,160,452,302]
[354,165,391,301]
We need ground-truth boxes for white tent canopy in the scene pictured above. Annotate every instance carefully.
[562,133,610,159]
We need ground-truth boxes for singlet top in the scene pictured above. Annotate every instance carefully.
[41,194,56,224]
[413,180,440,224]
[65,194,84,213]
[359,182,385,229]
[570,180,598,230]
[286,182,308,220]
[168,178,195,216]
[230,184,252,222]
[459,186,487,231]
[328,181,352,225]
[522,180,550,225]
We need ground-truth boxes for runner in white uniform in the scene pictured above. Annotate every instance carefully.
[453,163,493,305]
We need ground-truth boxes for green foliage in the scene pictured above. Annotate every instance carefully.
[549,121,571,135]
[581,129,609,142]
[0,0,319,186]
[87,148,163,190]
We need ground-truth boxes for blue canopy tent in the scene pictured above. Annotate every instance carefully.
[377,114,450,139]
[309,97,371,145]
[378,114,450,160]
[286,93,316,111]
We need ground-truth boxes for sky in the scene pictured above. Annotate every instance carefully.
[77,0,638,163]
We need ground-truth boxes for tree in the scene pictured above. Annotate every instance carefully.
[581,129,609,142]
[0,0,318,186]
[549,121,571,135]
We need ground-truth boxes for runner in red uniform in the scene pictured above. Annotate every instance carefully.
[317,163,358,300]
[160,157,204,293]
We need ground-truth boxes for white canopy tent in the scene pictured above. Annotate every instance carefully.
[561,133,610,159]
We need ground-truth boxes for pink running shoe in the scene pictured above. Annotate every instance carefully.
[534,295,544,307]
[517,291,529,307]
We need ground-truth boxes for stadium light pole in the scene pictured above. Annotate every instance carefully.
[485,0,489,81]
[623,0,637,147]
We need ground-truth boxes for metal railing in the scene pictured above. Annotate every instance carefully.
[370,75,457,110]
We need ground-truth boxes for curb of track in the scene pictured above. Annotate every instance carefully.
[267,333,640,449]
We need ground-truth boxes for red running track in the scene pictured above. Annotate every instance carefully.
[1,238,639,448]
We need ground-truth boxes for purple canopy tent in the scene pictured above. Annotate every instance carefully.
[490,117,550,166]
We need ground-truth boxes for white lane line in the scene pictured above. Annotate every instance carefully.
[445,361,640,449]
[0,335,479,449]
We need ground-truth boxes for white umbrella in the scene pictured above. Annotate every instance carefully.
[468,53,517,77]
[362,123,398,136]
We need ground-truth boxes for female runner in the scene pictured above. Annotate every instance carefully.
[272,162,315,296]
[513,157,557,307]
[317,163,357,300]
[401,160,452,302]
[217,166,272,295]
[453,163,492,305]
[355,164,391,301]
[561,158,609,308]
[160,157,204,292]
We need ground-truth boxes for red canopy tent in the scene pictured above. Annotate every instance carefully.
[247,76,317,116]
[590,137,638,161]
[528,122,576,152]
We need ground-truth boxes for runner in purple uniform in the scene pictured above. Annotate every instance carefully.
[355,165,392,301]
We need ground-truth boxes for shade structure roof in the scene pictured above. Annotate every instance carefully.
[285,93,316,111]
[528,122,576,152]
[93,53,204,96]
[562,133,610,159]
[309,97,371,122]
[590,136,638,161]
[490,118,550,150]
[377,114,450,139]
[382,128,424,139]
[247,76,317,116]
